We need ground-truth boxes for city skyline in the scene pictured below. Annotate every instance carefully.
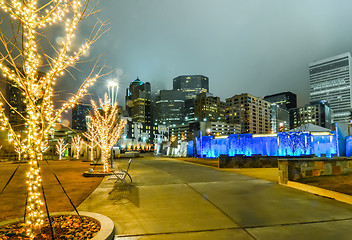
[73,0,352,108]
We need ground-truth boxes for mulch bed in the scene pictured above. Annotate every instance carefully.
[0,215,100,239]
[297,173,352,196]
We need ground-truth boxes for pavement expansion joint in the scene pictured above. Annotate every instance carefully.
[114,226,244,238]
[243,217,352,229]
[185,183,257,240]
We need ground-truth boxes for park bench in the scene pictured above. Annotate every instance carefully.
[108,158,132,184]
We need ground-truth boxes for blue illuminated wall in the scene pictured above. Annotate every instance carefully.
[190,132,339,158]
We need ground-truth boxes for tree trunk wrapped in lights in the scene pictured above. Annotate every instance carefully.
[14,143,25,161]
[56,138,68,160]
[0,0,107,237]
[87,93,126,173]
[83,122,98,162]
[71,134,83,159]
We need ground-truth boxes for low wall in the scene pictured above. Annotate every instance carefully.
[218,155,278,168]
[278,158,352,184]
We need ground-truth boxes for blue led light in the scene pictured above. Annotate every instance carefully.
[190,131,338,158]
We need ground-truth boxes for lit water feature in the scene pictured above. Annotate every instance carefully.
[190,132,338,158]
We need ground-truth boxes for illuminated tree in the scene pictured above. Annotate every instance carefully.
[14,143,25,161]
[0,0,107,237]
[83,122,98,162]
[56,138,67,160]
[89,93,126,172]
[71,135,83,159]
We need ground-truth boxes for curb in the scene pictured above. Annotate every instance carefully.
[285,181,352,205]
[0,211,115,240]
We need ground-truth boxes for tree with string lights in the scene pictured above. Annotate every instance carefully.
[56,138,67,160]
[83,121,98,162]
[71,134,83,159]
[14,143,25,161]
[88,93,126,173]
[0,0,107,237]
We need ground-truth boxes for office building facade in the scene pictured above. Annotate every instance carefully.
[154,90,185,126]
[173,75,209,99]
[226,93,271,134]
[72,103,90,131]
[125,77,152,125]
[290,100,332,129]
[194,92,226,122]
[309,52,352,123]
[264,92,297,110]
[269,104,290,132]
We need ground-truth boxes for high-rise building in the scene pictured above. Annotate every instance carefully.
[125,77,152,126]
[5,82,26,132]
[309,52,352,123]
[173,75,209,99]
[289,100,332,129]
[263,92,297,110]
[264,91,297,128]
[226,93,271,134]
[199,121,241,137]
[184,99,195,122]
[269,104,290,133]
[72,102,90,131]
[154,90,185,126]
[194,92,226,122]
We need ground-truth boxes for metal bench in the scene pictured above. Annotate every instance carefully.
[109,158,132,184]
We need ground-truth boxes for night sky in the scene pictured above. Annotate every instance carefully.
[3,0,352,109]
[80,0,352,107]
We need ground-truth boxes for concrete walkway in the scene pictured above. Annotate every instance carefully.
[78,156,352,240]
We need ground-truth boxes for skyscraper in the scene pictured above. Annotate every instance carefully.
[289,100,332,129]
[194,92,226,122]
[264,92,297,129]
[173,75,209,99]
[263,92,297,110]
[125,77,152,126]
[72,102,90,131]
[309,52,352,123]
[154,90,185,126]
[226,93,271,134]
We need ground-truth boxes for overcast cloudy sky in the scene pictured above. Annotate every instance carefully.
[4,0,352,108]
[79,0,352,107]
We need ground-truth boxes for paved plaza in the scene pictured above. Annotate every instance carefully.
[78,155,352,240]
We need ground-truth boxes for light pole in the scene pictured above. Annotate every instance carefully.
[107,79,119,105]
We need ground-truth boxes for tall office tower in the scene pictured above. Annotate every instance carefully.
[264,91,297,129]
[173,75,209,99]
[226,93,271,134]
[309,52,352,123]
[269,104,290,133]
[1,66,45,133]
[184,99,195,122]
[72,102,90,131]
[154,90,185,126]
[125,77,152,126]
[289,100,332,129]
[194,92,226,122]
[5,82,26,132]
[263,92,297,110]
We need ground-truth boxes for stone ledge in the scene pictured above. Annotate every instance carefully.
[285,181,352,205]
[0,211,115,240]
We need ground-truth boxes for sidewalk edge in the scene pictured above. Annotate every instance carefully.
[285,180,352,205]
